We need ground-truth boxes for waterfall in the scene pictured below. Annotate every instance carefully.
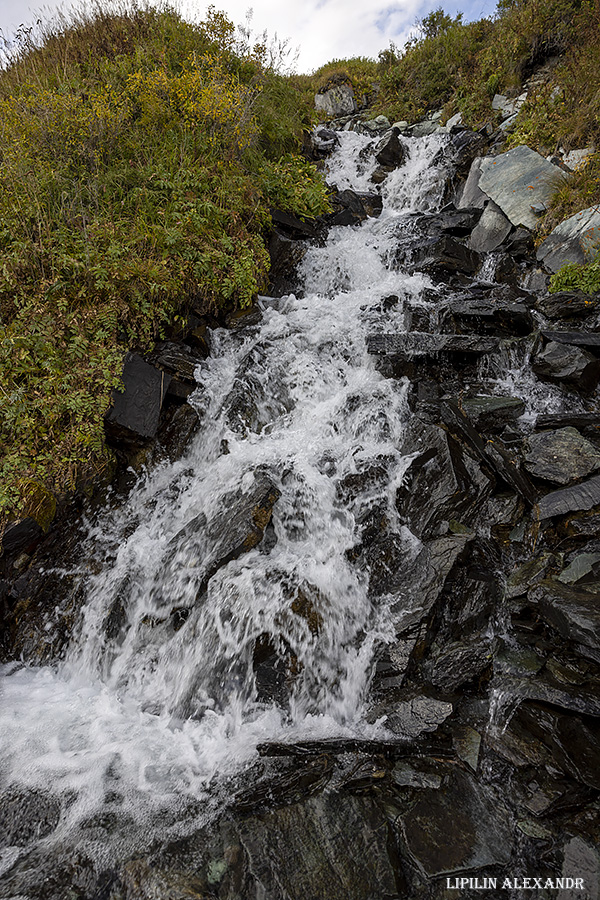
[0,132,452,854]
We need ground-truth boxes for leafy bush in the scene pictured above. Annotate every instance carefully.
[0,1,329,523]
[549,257,600,294]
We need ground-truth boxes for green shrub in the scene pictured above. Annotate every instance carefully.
[0,1,329,522]
[549,257,600,294]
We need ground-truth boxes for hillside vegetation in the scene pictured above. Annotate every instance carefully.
[0,2,329,524]
[1,0,599,528]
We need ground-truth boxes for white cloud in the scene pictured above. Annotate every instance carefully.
[0,0,497,72]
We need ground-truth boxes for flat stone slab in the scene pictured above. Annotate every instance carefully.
[468,199,512,253]
[537,205,600,273]
[366,333,500,356]
[541,330,600,352]
[537,473,600,519]
[525,427,600,485]
[479,146,562,231]
[529,580,600,654]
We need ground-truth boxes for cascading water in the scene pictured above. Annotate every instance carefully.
[0,131,452,861]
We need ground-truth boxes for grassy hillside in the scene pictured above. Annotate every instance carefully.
[0,2,329,525]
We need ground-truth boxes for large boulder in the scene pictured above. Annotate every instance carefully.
[314,83,355,118]
[374,127,407,169]
[105,352,170,450]
[537,205,600,273]
[532,340,600,393]
[524,427,600,485]
[478,145,563,230]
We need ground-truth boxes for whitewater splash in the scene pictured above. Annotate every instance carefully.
[0,132,451,852]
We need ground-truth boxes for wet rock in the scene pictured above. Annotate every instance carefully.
[537,474,600,519]
[367,332,500,359]
[524,427,600,485]
[223,342,292,435]
[505,553,555,599]
[0,789,61,846]
[105,352,171,450]
[501,225,535,259]
[529,580,600,658]
[324,189,370,226]
[410,234,481,277]
[388,534,472,631]
[468,200,512,253]
[315,83,355,118]
[396,418,493,538]
[374,127,407,169]
[391,760,443,789]
[154,403,201,463]
[478,146,561,230]
[253,633,295,705]
[257,738,416,759]
[160,473,281,606]
[268,230,308,297]
[541,329,600,352]
[305,127,339,159]
[531,341,600,394]
[270,208,318,238]
[537,205,600,273]
[442,295,533,336]
[512,703,600,790]
[440,400,536,504]
[462,396,525,431]
[449,129,490,180]
[558,551,600,584]
[558,838,599,900]
[536,290,600,320]
[386,696,454,737]
[536,412,600,431]
[452,725,481,771]
[423,637,493,692]
[1,518,43,557]
[398,770,513,877]
[233,792,398,899]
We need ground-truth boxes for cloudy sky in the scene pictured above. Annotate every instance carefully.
[0,0,498,72]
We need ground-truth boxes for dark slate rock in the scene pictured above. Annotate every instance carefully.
[457,158,487,209]
[1,518,43,556]
[536,291,600,320]
[531,341,600,393]
[399,770,513,877]
[396,418,493,538]
[268,229,307,297]
[529,579,600,656]
[511,703,600,790]
[423,636,493,692]
[416,207,483,238]
[374,127,407,169]
[443,295,533,336]
[367,333,500,357]
[505,553,555,599]
[387,534,472,630]
[537,474,600,519]
[159,473,281,607]
[105,352,170,448]
[537,205,600,273]
[357,191,383,218]
[462,396,525,431]
[411,234,481,277]
[440,400,536,504]
[234,793,398,899]
[536,412,600,430]
[525,428,600,485]
[324,188,369,226]
[385,696,454,737]
[501,226,535,259]
[468,200,512,253]
[449,129,490,179]
[146,341,205,402]
[270,208,318,238]
[154,403,201,463]
[541,330,600,352]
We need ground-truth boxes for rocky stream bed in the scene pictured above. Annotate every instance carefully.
[1,122,600,899]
